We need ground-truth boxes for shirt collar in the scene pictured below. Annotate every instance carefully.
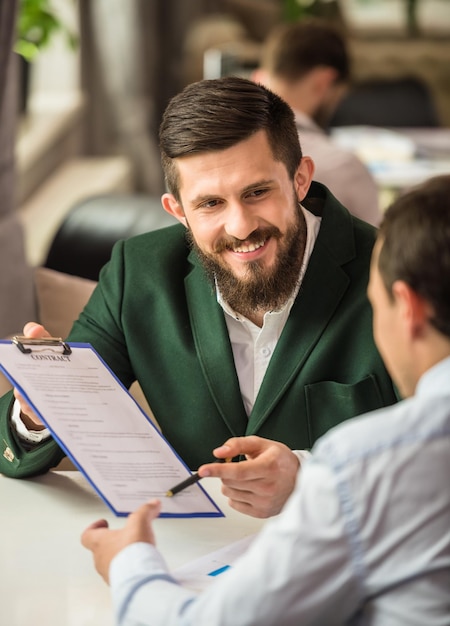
[416,355,450,398]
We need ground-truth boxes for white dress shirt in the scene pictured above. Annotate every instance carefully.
[109,356,450,626]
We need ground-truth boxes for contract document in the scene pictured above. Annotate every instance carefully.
[0,339,223,518]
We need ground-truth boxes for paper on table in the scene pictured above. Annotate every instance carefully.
[173,534,257,591]
[0,341,222,518]
[330,125,450,189]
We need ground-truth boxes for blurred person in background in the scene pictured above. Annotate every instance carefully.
[253,18,382,226]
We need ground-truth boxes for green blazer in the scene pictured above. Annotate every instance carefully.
[0,183,397,477]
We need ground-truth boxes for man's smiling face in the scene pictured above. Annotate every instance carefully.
[162,130,313,319]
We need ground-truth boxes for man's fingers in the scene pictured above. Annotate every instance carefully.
[87,519,110,531]
[214,436,266,460]
[132,499,161,520]
[23,322,51,338]
[81,519,110,548]
[198,455,256,481]
[146,499,162,518]
[128,500,161,535]
[198,436,271,479]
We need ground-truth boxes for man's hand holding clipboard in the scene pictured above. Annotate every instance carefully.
[11,322,53,431]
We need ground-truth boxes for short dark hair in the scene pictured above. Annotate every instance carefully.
[260,18,350,84]
[378,175,450,338]
[159,76,302,201]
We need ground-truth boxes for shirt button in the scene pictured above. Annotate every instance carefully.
[261,347,271,357]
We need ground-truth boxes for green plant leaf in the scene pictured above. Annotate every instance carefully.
[15,0,79,59]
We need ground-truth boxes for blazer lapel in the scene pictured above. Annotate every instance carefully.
[247,184,357,434]
[247,250,350,434]
[185,255,249,436]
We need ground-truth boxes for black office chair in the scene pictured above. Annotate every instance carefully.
[329,76,441,128]
[44,194,177,281]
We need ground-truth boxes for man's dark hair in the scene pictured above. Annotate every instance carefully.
[378,174,450,338]
[260,18,350,84]
[159,76,302,201]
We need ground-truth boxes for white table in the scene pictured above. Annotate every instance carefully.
[0,471,265,626]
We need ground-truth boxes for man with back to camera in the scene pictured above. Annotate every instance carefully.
[253,18,382,226]
[0,77,396,519]
[82,174,450,625]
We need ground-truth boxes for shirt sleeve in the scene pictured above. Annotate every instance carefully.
[292,448,311,466]
[10,399,51,444]
[109,454,364,626]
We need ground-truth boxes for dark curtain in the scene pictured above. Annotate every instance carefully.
[0,0,36,337]
[79,0,222,195]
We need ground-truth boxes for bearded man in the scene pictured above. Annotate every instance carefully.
[0,77,397,518]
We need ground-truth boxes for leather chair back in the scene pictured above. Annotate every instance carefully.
[330,76,441,128]
[44,194,177,281]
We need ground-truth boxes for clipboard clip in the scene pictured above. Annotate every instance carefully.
[12,336,72,356]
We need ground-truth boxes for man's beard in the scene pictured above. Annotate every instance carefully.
[186,202,307,320]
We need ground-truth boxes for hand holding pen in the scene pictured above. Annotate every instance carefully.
[174,437,301,518]
[166,457,232,497]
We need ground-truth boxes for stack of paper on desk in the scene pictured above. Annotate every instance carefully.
[174,534,257,591]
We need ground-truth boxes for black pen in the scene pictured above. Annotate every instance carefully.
[166,457,232,497]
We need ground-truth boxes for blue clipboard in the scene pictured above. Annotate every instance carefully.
[0,337,223,519]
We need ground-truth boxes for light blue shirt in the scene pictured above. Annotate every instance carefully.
[109,357,450,626]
